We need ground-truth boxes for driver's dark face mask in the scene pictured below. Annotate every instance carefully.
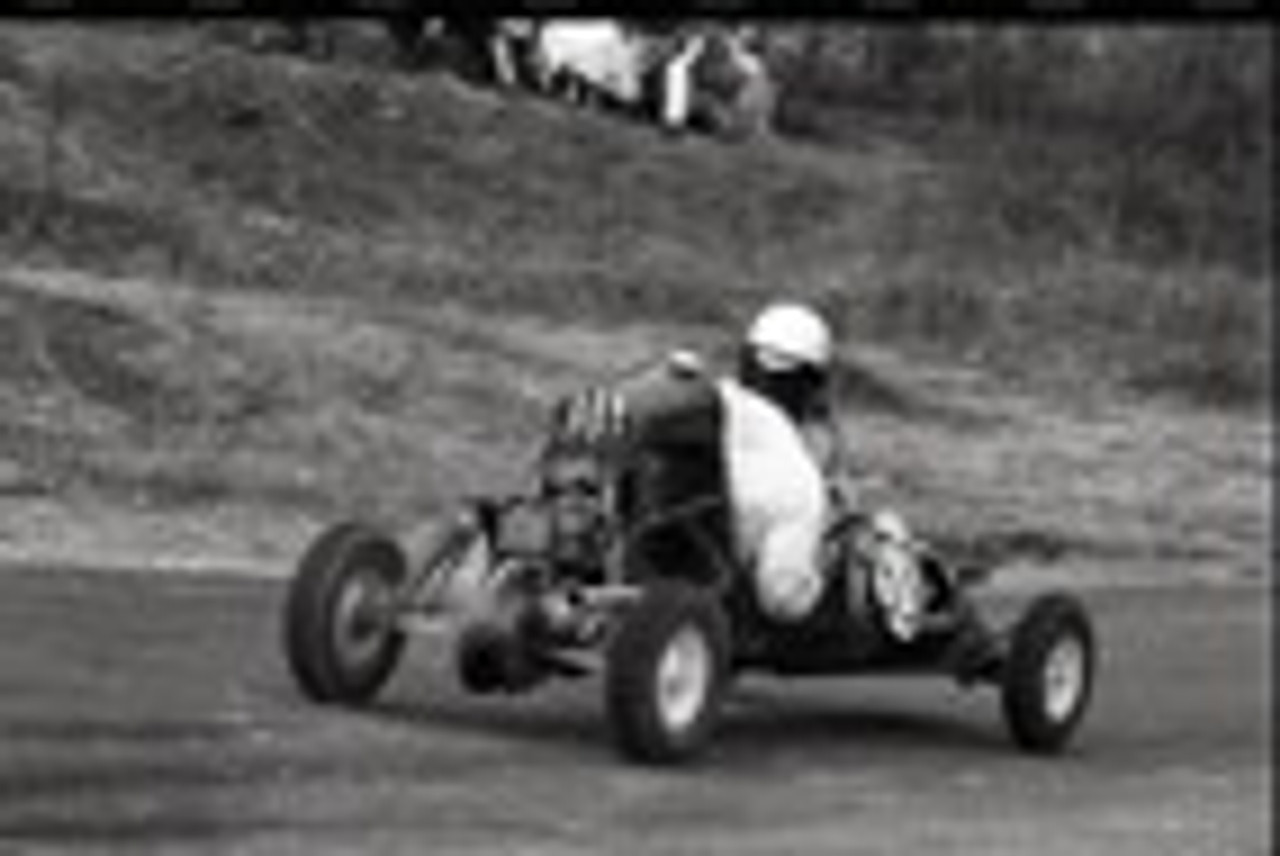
[737,346,829,423]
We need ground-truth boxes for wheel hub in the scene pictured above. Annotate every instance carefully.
[656,625,712,733]
[334,568,394,666]
[1043,635,1087,722]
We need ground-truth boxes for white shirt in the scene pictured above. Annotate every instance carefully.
[717,379,828,619]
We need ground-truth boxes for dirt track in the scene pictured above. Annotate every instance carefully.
[0,568,1270,855]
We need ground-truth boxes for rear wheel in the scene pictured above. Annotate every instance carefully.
[605,581,730,766]
[1001,592,1097,754]
[283,522,407,705]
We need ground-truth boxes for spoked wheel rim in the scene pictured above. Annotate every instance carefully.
[656,624,713,735]
[1042,634,1088,723]
[332,566,398,672]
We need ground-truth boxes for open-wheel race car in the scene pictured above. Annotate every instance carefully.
[281,356,1098,765]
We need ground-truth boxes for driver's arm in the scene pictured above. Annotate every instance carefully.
[805,412,861,515]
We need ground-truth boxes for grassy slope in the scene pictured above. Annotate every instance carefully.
[0,24,1270,583]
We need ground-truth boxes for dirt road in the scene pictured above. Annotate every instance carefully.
[0,568,1270,855]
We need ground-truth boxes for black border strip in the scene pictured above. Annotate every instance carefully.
[2,0,1272,20]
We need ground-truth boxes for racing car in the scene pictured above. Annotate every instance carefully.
[281,356,1097,765]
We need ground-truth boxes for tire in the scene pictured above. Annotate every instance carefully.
[605,580,730,766]
[1001,592,1097,754]
[283,522,408,705]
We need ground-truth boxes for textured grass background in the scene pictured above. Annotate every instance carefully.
[0,24,1269,583]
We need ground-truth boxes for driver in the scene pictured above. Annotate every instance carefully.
[726,302,935,639]
[720,302,838,623]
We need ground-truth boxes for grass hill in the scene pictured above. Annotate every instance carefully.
[0,23,1269,584]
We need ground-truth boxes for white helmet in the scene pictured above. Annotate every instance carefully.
[745,302,833,371]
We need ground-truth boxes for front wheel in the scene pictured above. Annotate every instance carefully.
[1001,592,1097,754]
[282,522,408,705]
[605,581,730,766]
